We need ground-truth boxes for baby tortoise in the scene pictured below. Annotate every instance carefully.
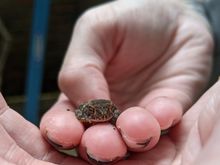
[75,99,120,125]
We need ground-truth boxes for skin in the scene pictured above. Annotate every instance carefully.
[38,0,214,163]
[1,81,220,164]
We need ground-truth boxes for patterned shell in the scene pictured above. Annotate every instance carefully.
[75,99,120,124]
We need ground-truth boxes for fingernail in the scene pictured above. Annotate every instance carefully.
[46,132,75,149]
[136,137,152,148]
[118,127,152,149]
[161,129,170,135]
[124,151,130,160]
[87,151,121,165]
[46,136,64,149]
[161,119,177,136]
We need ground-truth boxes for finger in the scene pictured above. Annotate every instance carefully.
[0,93,84,164]
[194,109,220,164]
[58,3,120,105]
[113,137,175,165]
[40,94,84,149]
[78,124,127,164]
[0,93,54,160]
[171,81,220,164]
[0,156,16,165]
[138,16,213,131]
[116,107,160,152]
[141,96,183,131]
[0,123,55,165]
[173,81,220,145]
[197,80,220,145]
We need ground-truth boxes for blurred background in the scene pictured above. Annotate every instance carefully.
[0,0,105,124]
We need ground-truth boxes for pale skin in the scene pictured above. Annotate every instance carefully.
[1,80,220,164]
[39,0,215,163]
[0,0,218,164]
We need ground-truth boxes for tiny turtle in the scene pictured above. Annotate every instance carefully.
[75,99,120,125]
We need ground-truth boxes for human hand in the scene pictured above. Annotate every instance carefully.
[114,80,220,165]
[0,93,88,165]
[40,0,213,164]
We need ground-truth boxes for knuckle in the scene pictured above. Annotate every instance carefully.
[58,70,73,91]
[76,8,99,29]
[75,5,115,31]
[58,69,82,92]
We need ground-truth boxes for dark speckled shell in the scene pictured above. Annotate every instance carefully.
[75,99,120,124]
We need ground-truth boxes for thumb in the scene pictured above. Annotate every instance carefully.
[58,59,109,106]
[58,44,109,106]
[58,8,116,105]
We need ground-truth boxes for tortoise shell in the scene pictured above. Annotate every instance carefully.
[75,99,120,124]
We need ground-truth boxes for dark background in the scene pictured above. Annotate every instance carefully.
[0,0,105,116]
[1,0,220,121]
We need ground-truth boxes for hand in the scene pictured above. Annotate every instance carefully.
[0,93,88,165]
[114,80,220,165]
[40,0,213,163]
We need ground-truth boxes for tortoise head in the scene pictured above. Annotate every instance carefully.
[75,103,87,118]
[75,109,83,119]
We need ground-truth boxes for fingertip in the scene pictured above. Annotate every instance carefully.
[79,124,127,164]
[116,107,160,152]
[58,66,109,105]
[145,97,183,130]
[40,101,84,149]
